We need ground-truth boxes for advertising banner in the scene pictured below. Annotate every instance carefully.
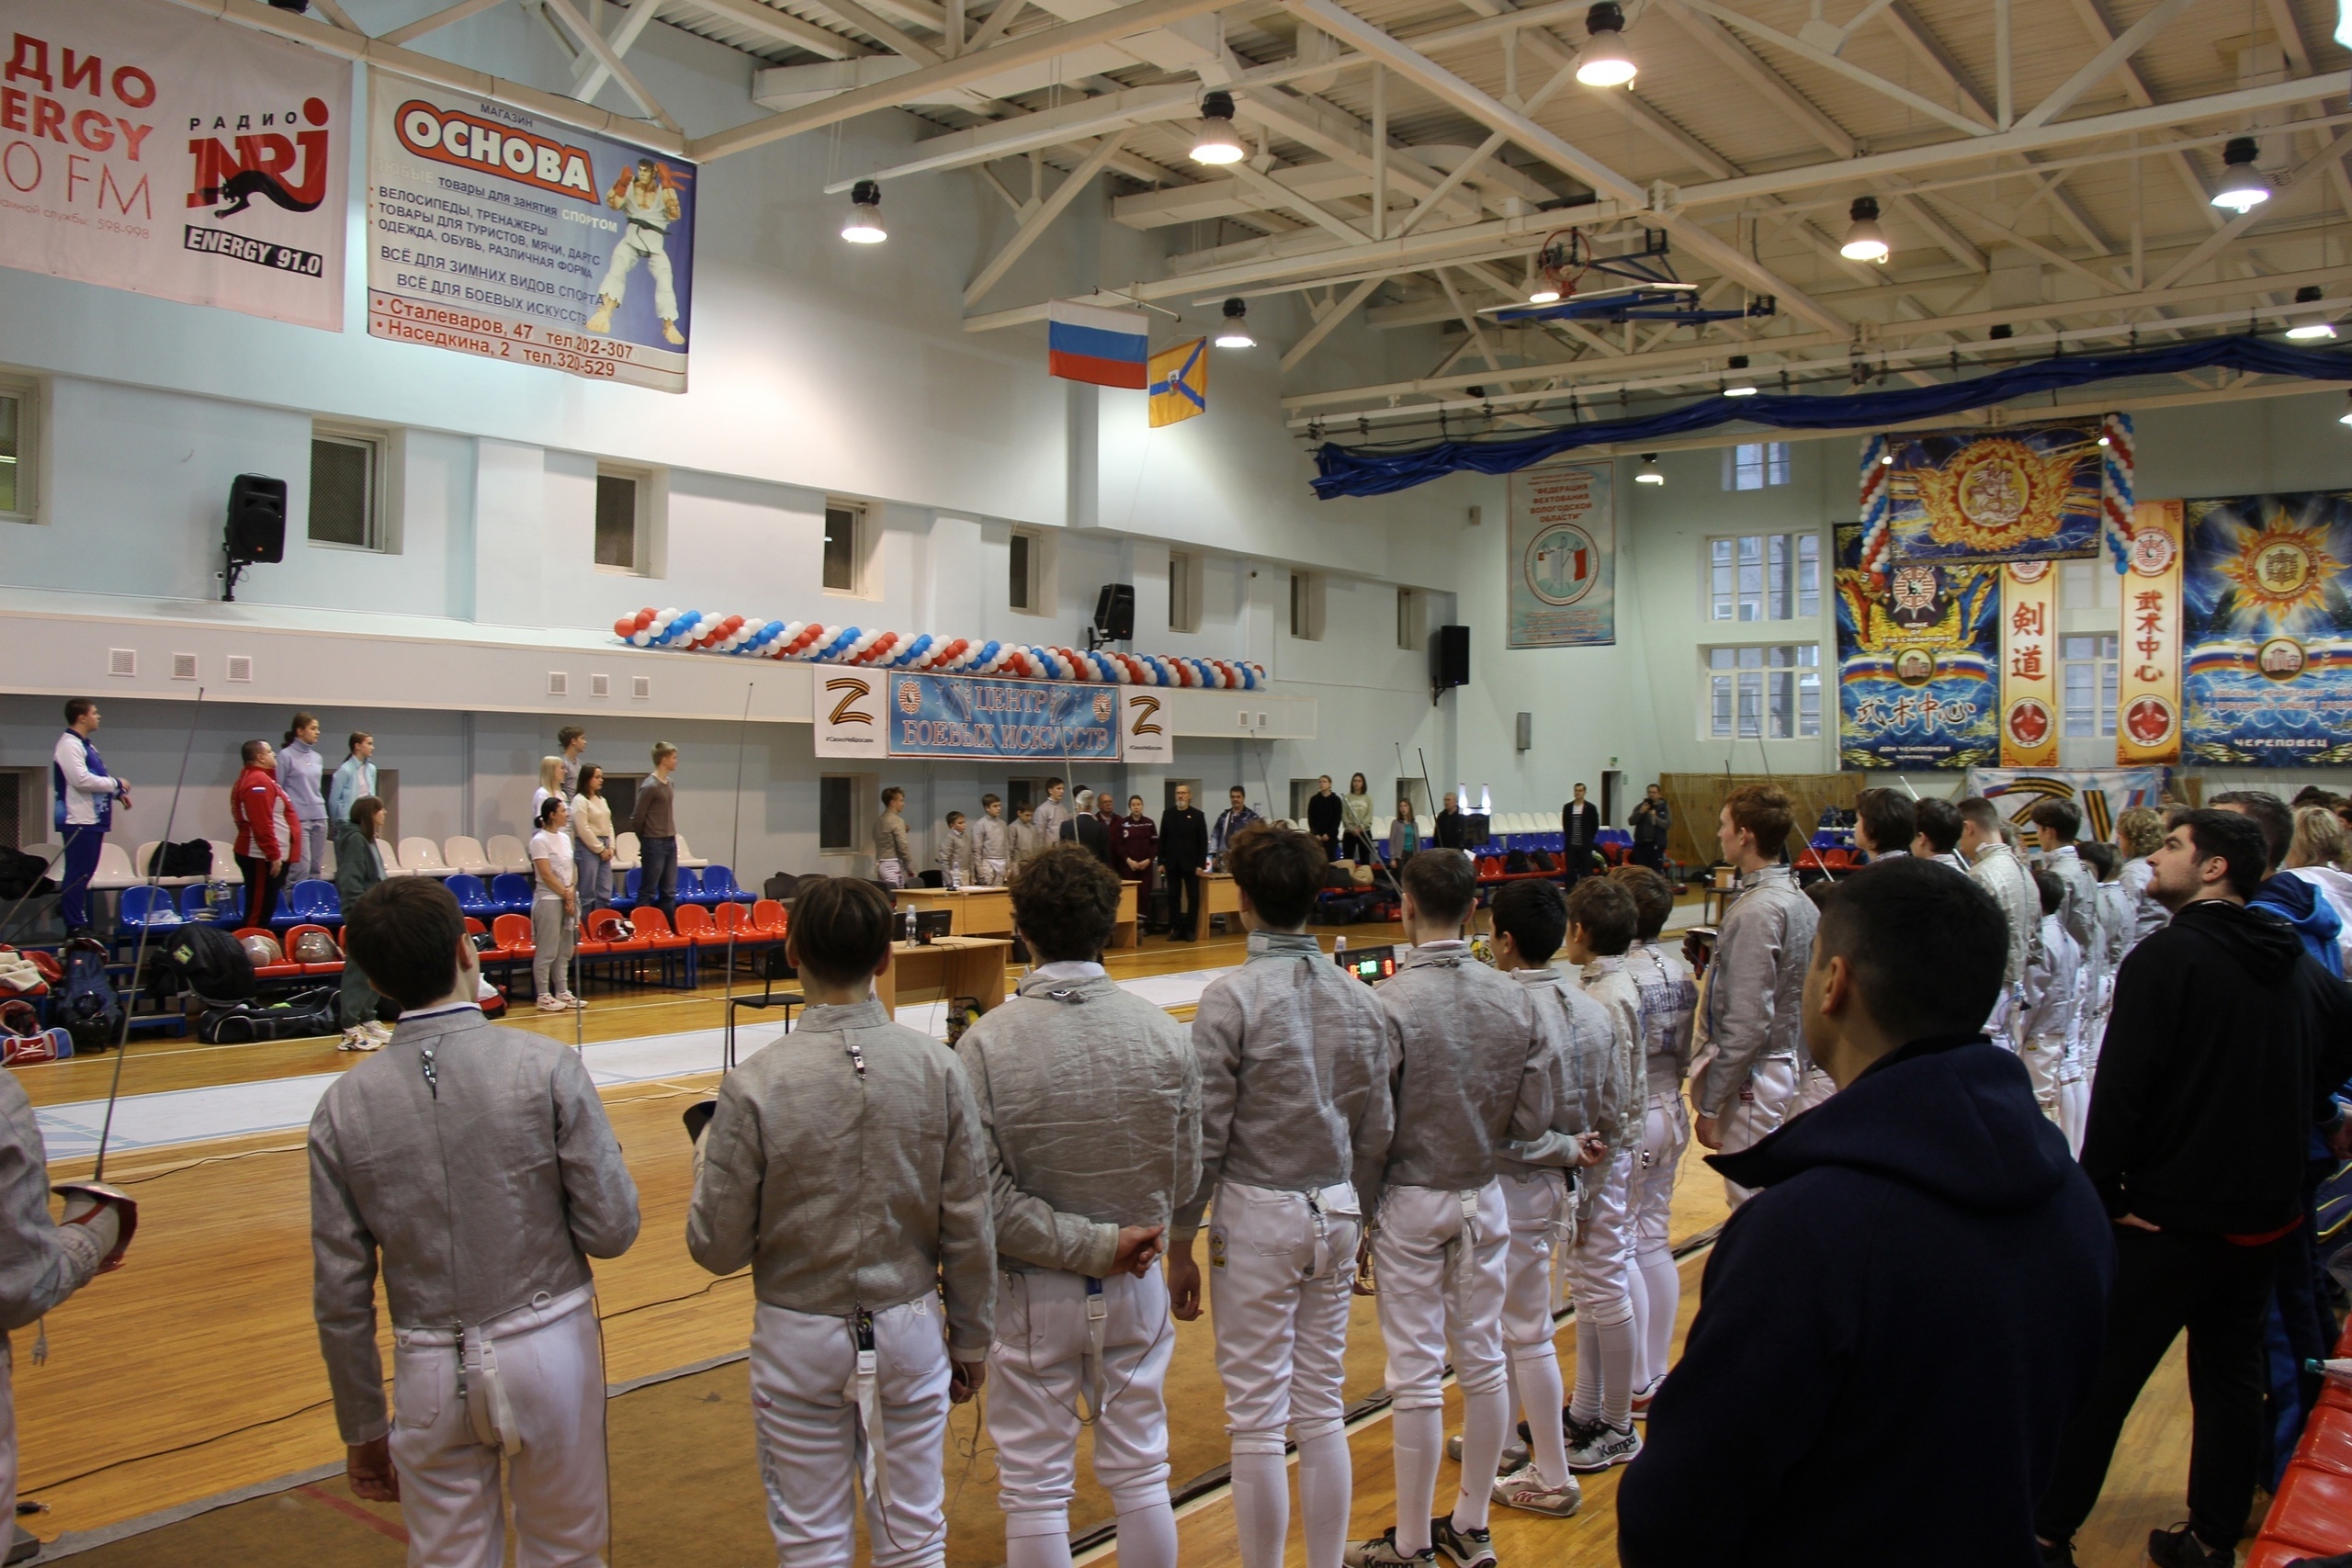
[881,673,1122,763]
[2112,500,2183,765]
[0,0,350,329]
[1508,463,1615,647]
[367,74,694,390]
[2181,491,2352,767]
[1866,416,2113,567]
[1999,560,2060,767]
[1832,523,1999,771]
[1965,767,2165,842]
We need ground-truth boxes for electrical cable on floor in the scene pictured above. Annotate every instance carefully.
[23,1396,335,1496]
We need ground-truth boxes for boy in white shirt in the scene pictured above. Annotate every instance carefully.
[1561,877,1646,1473]
[972,795,1011,886]
[1609,865,1699,1413]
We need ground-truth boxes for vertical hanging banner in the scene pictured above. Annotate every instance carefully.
[1832,523,1999,770]
[1147,337,1207,427]
[0,0,350,330]
[2000,560,2059,766]
[2111,499,2183,765]
[2180,491,2352,766]
[1507,462,1616,647]
[367,76,695,391]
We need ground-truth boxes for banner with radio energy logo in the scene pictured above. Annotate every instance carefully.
[2180,492,2352,767]
[0,0,349,329]
[1833,523,1999,771]
[367,76,695,390]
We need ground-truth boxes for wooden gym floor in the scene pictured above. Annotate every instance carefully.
[14,919,2195,1565]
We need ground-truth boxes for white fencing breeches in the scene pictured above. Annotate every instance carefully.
[2022,1033,2064,1118]
[749,1298,952,1568]
[1716,1055,1800,1208]
[1498,1170,1571,1353]
[598,227,677,321]
[1628,1089,1690,1392]
[0,1337,16,1529]
[989,1269,1176,1546]
[389,1285,607,1568]
[1207,1182,1360,1450]
[1373,1182,1510,1411]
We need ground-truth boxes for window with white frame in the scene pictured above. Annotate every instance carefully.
[822,502,865,593]
[1703,644,1822,739]
[1708,533,1820,622]
[1169,552,1200,632]
[1396,587,1423,651]
[1009,530,1037,612]
[0,377,36,521]
[1722,441,1792,490]
[310,427,385,550]
[2062,633,2120,739]
[1289,571,1321,640]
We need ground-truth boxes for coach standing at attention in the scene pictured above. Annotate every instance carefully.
[1619,858,2111,1568]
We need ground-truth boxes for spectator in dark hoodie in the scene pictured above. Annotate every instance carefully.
[2035,809,2352,1568]
[2212,788,2346,976]
[1617,857,2112,1568]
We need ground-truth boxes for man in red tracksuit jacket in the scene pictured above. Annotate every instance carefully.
[232,739,303,930]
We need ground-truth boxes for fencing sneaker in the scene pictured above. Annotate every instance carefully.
[1343,1529,1435,1568]
[1564,1416,1642,1473]
[337,1026,383,1053]
[1445,1432,1531,1475]
[2144,1523,2231,1568]
[1492,1467,1582,1518]
[1429,1517,1495,1568]
[1630,1377,1663,1421]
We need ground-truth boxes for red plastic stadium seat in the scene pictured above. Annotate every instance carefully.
[2300,1408,2352,1478]
[583,908,644,953]
[751,898,788,937]
[232,926,303,980]
[284,922,345,976]
[491,912,535,959]
[631,907,693,951]
[2265,1462,2352,1554]
[674,905,728,948]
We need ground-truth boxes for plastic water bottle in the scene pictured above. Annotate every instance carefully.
[1334,934,1348,966]
[903,908,916,945]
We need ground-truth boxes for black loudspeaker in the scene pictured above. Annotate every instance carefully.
[1093,583,1136,641]
[226,475,288,564]
[1431,625,1470,689]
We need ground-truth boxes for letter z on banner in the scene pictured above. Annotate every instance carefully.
[0,0,350,330]
[814,670,885,759]
[368,76,695,391]
[1123,692,1171,764]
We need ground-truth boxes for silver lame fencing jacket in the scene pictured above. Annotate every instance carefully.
[685,999,997,1359]
[1695,865,1817,1119]
[1498,965,1616,1179]
[1374,943,1554,1196]
[956,973,1202,1277]
[1972,843,2044,992]
[2046,845,2101,963]
[0,1073,107,1337]
[308,1007,641,1445]
[1575,955,1647,1153]
[1624,939,1701,1097]
[1173,930,1395,1238]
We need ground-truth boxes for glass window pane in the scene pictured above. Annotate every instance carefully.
[823,506,857,591]
[594,473,637,570]
[1710,647,1736,669]
[1713,560,1732,619]
[1738,646,1763,668]
[0,394,18,514]
[1010,532,1031,610]
[1737,671,1762,736]
[1799,671,1822,737]
[311,437,372,548]
[1798,535,1819,617]
[1767,442,1791,486]
[1711,675,1732,737]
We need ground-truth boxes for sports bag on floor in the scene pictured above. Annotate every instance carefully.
[198,987,336,1044]
[152,921,256,1004]
[59,940,121,1054]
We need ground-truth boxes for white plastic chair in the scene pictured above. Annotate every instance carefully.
[484,834,530,874]
[89,843,138,889]
[320,838,337,878]
[443,836,492,876]
[401,838,453,877]
[131,841,204,887]
[674,834,710,870]
[611,831,641,870]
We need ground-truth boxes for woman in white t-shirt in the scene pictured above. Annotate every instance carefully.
[529,795,582,1011]
[530,755,565,822]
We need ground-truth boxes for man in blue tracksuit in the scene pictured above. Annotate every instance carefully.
[51,698,129,937]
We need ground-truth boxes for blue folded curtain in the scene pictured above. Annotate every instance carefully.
[1309,334,2352,500]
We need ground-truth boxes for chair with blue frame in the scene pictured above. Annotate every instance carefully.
[622,868,642,905]
[447,874,500,920]
[697,865,743,904]
[288,879,342,927]
[673,866,708,906]
[490,873,535,915]
[118,884,184,936]
[178,883,241,922]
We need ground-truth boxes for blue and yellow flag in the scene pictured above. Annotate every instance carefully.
[1148,337,1208,428]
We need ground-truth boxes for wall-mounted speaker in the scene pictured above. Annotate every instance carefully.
[1092,583,1136,642]
[226,475,287,564]
[1515,712,1532,751]
[1430,625,1470,692]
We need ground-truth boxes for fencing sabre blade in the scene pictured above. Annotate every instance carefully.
[718,682,751,1074]
[91,689,207,1183]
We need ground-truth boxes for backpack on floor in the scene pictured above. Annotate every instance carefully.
[58,939,121,1054]
[151,920,256,1004]
[0,999,68,1066]
[198,987,336,1044]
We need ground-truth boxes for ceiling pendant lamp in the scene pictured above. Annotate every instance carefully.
[842,179,886,243]
[2287,284,2338,341]
[1839,195,1889,263]
[1191,91,1245,165]
[1634,453,1665,484]
[1214,298,1255,348]
[1576,3,1637,87]
[2211,137,2269,212]
[1722,355,1758,397]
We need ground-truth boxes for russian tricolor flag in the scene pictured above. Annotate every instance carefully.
[1047,299,1149,389]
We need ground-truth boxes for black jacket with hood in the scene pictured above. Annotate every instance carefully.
[1616,1034,2113,1568]
[2083,897,2352,1235]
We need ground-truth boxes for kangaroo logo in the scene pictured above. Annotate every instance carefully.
[1126,694,1164,737]
[825,677,874,726]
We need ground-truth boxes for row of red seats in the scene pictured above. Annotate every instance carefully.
[2247,1321,2352,1565]
[232,899,790,976]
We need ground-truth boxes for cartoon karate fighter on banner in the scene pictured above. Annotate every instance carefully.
[587,159,685,345]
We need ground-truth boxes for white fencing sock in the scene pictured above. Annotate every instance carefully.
[1006,1512,1073,1568]
[1595,1306,1638,1430]
[1393,1406,1443,1554]
[1636,1245,1680,1393]
[1450,1382,1508,1532]
[1623,1256,1652,1391]
[1510,1347,1569,1487]
[1230,1449,1290,1568]
[1569,1318,1600,1427]
[1296,1427,1352,1568]
[1113,1495,1179,1568]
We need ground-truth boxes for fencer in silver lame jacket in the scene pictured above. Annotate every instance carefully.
[1173,930,1394,1238]
[2045,843,2101,960]
[686,999,997,1359]
[1576,953,1648,1152]
[0,1074,111,1336]
[956,972,1202,1278]
[1624,939,1700,1097]
[1971,841,2043,992]
[1694,864,1816,1119]
[2119,856,2169,953]
[1498,966,1615,1178]
[309,1006,641,1445]
[1373,942,1554,1194]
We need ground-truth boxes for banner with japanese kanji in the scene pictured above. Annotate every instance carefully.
[1833,523,1999,770]
[2113,500,2183,765]
[2179,491,2352,767]
[1999,560,2059,766]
